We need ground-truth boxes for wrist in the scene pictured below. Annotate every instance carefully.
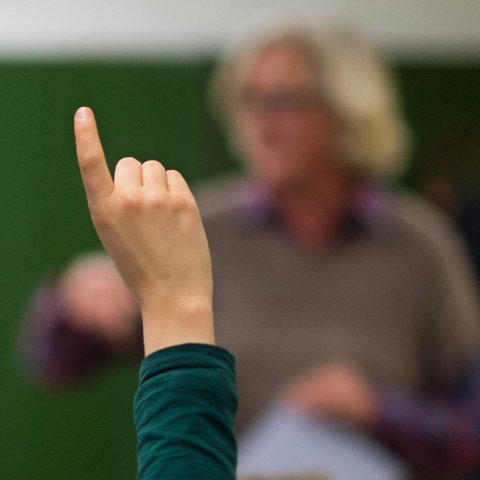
[141,297,215,356]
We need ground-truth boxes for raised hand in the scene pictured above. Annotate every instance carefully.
[73,107,214,355]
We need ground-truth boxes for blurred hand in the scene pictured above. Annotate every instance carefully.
[74,107,214,355]
[59,253,138,351]
[280,361,380,429]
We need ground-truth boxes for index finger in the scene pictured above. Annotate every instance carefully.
[74,107,113,204]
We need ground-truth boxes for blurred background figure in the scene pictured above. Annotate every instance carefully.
[204,22,480,480]
[18,16,480,480]
[20,252,141,384]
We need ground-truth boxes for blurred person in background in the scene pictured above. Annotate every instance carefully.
[20,18,480,480]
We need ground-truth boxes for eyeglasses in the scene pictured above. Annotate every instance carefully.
[239,88,325,115]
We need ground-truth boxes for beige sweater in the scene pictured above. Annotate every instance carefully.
[196,175,480,432]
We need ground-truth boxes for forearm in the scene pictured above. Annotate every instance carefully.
[134,343,238,480]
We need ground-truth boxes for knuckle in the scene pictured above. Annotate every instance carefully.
[80,150,99,170]
[144,159,165,170]
[167,168,181,179]
[119,189,143,210]
[171,191,195,212]
[117,156,139,167]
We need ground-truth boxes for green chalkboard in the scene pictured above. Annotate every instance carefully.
[1,58,479,479]
[0,60,237,480]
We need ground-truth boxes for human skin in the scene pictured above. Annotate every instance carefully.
[280,361,380,429]
[59,255,138,350]
[235,42,355,248]
[73,106,215,355]
[235,43,345,194]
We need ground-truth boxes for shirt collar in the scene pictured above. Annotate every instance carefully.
[235,178,389,236]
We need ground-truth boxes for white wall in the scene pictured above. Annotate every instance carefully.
[1,0,479,61]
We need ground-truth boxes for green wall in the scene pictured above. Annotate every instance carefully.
[0,60,236,480]
[1,59,480,479]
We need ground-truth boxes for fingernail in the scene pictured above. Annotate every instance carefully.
[75,106,91,120]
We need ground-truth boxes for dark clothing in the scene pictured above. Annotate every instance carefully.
[19,279,142,385]
[134,344,238,480]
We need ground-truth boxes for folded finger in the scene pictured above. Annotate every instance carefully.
[142,160,167,192]
[165,169,194,200]
[114,157,143,188]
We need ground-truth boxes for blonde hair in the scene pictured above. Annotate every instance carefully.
[208,24,411,180]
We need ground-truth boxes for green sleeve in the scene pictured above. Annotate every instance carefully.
[134,343,238,480]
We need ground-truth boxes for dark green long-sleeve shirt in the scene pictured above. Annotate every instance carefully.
[134,343,238,479]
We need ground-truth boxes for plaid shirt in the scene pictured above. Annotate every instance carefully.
[377,354,480,473]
